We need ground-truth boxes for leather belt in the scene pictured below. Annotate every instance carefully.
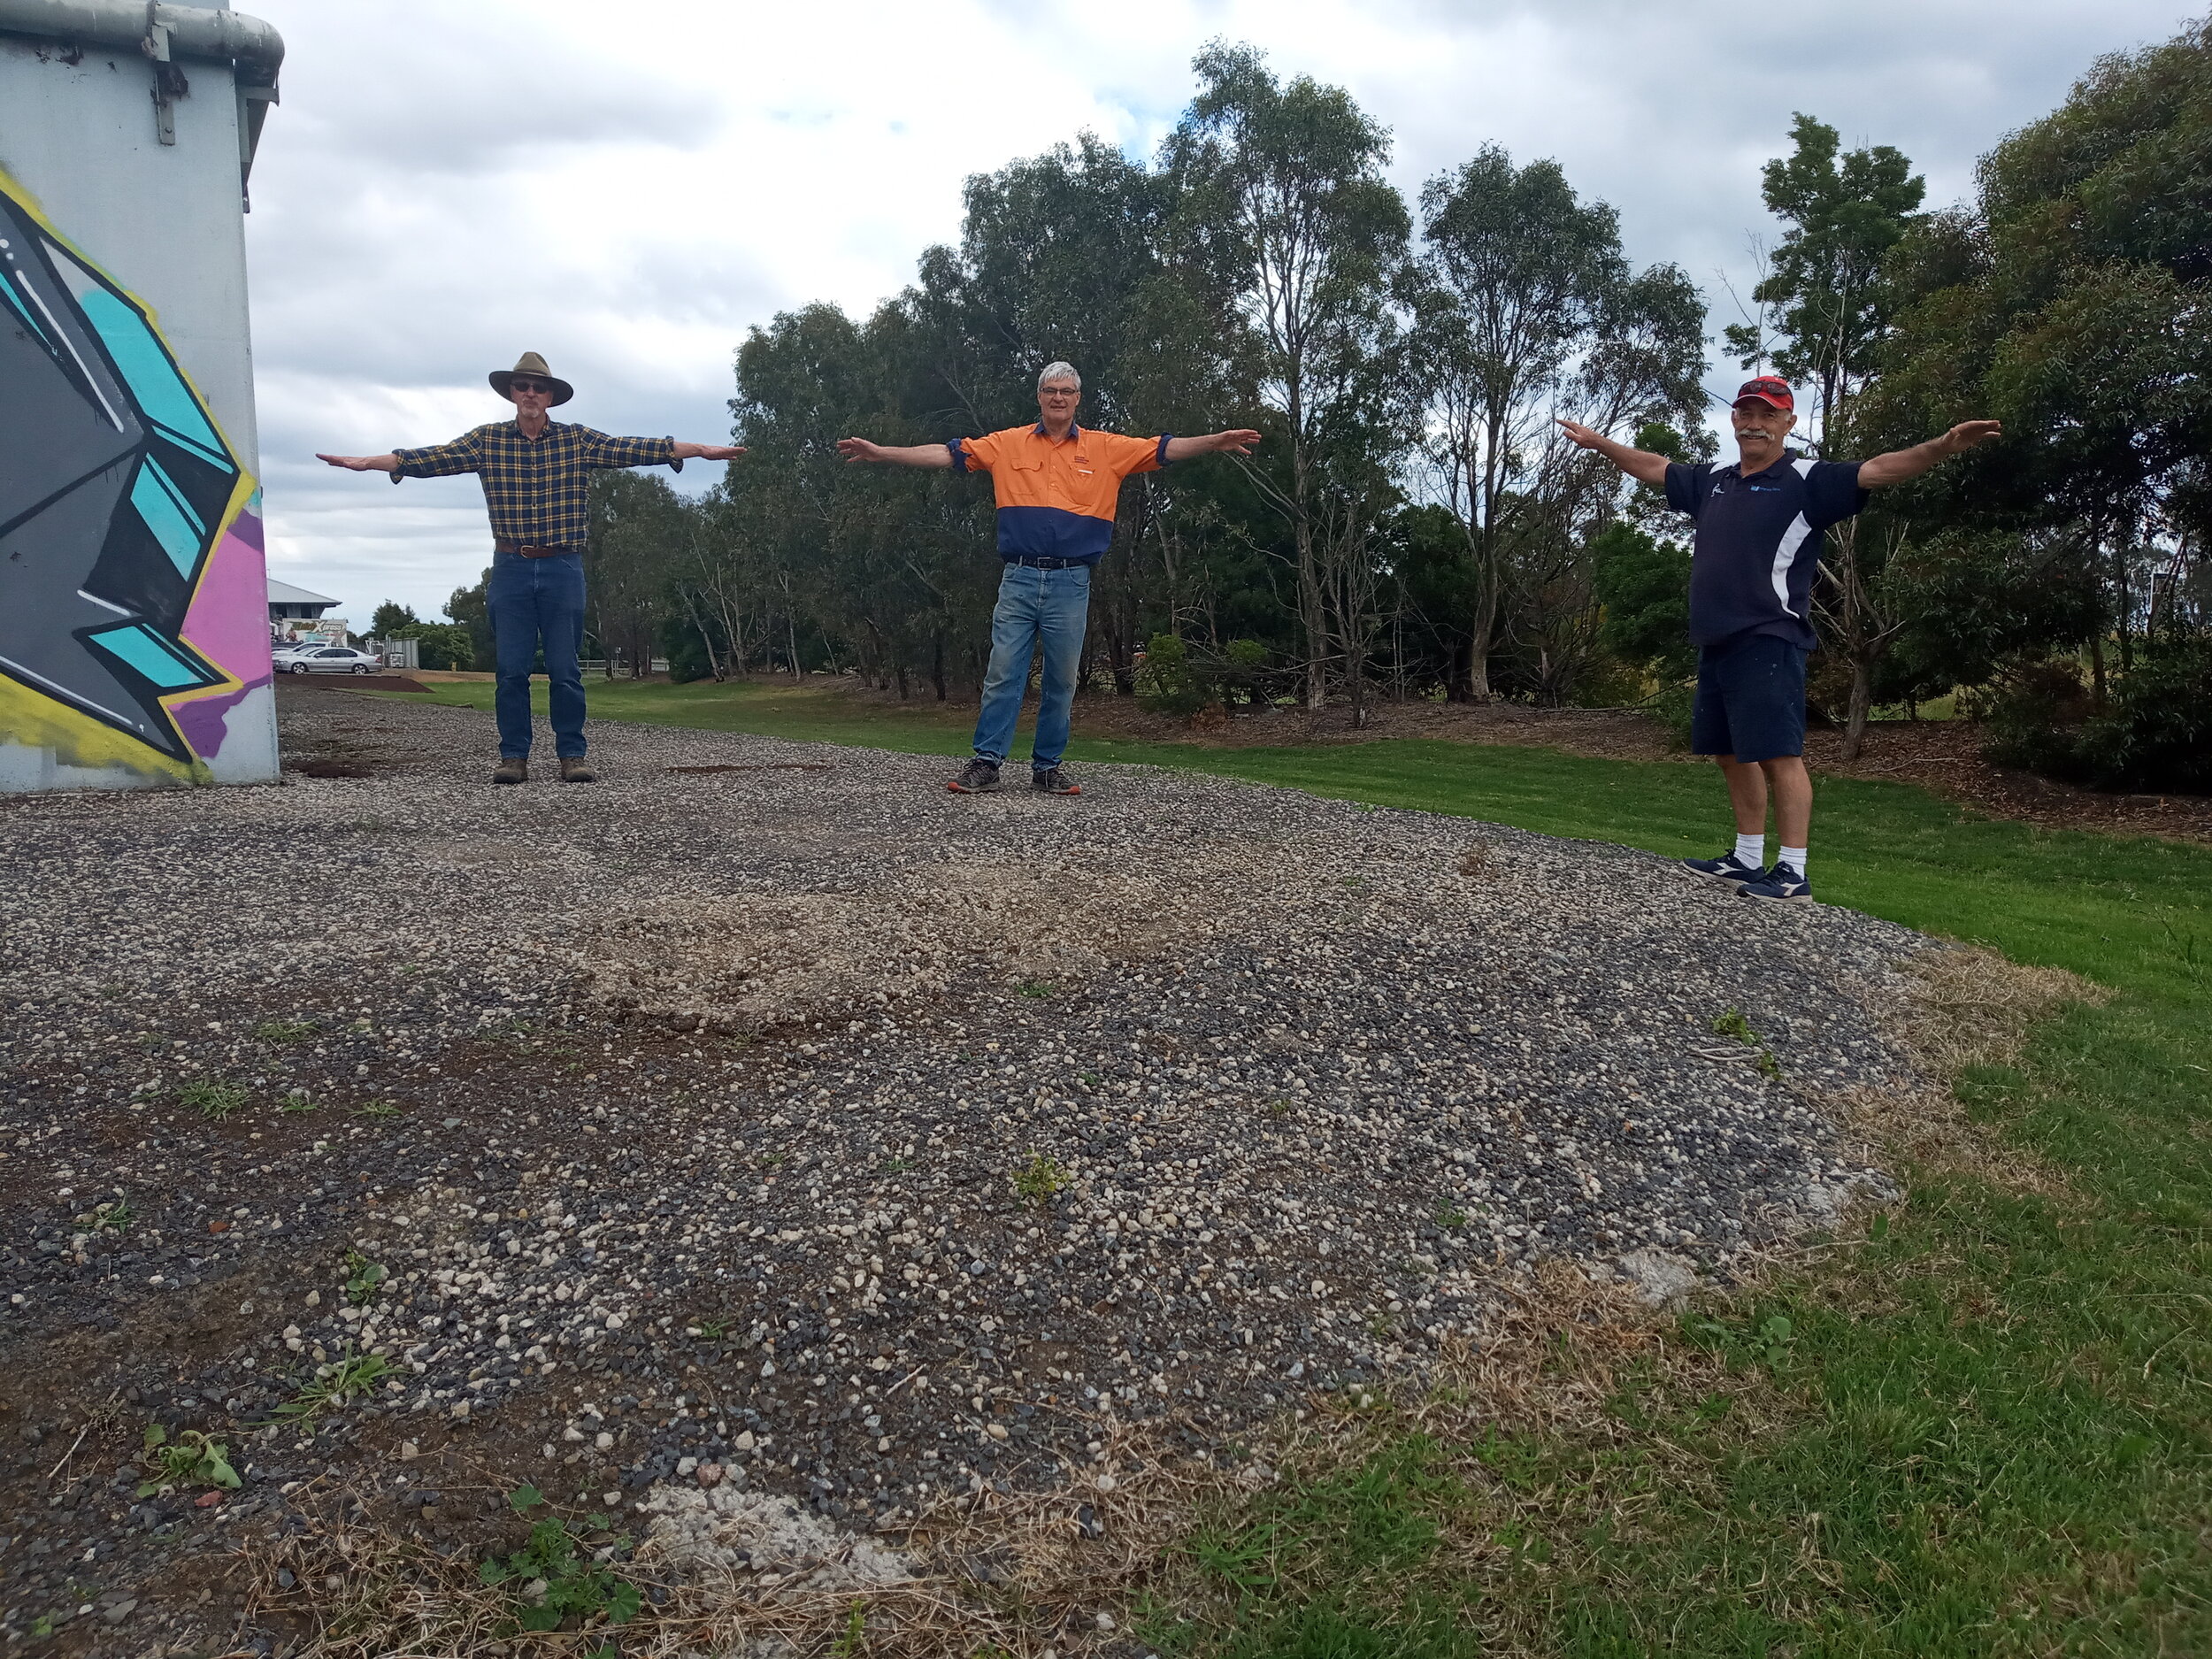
[1008,555,1087,569]
[495,539,575,558]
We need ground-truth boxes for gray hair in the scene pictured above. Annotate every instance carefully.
[1037,361,1081,392]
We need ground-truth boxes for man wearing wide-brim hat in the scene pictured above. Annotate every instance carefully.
[318,353,743,783]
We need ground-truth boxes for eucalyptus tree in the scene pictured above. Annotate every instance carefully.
[1410,148,1703,699]
[1164,41,1412,709]
[1724,113,1924,444]
[1878,18,2212,700]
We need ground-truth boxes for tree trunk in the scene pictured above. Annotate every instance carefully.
[1464,595,1496,703]
[1839,657,1874,762]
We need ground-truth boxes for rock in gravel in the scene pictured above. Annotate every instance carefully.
[1615,1248,1701,1309]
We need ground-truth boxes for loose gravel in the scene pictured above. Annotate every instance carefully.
[0,684,1928,1654]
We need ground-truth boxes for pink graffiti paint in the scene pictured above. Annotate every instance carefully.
[171,509,274,758]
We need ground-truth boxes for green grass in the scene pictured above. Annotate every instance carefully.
[385,676,2212,1652]
[391,675,979,756]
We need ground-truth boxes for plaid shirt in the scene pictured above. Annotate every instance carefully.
[390,420,681,549]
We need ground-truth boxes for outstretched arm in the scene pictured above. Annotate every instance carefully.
[836,438,955,466]
[327,431,484,481]
[1857,420,2002,488]
[1555,419,1670,486]
[673,442,744,462]
[1164,429,1262,462]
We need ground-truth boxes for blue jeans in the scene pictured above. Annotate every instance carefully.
[488,549,587,759]
[972,562,1091,771]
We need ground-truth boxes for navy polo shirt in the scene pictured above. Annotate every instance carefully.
[1664,451,1868,649]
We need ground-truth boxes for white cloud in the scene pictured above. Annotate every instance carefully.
[240,0,2196,624]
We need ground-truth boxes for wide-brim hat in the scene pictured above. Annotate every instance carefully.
[488,350,573,407]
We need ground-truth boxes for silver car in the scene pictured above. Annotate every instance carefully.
[284,645,380,675]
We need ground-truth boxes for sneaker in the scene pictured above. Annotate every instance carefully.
[1031,766,1081,795]
[1683,850,1763,884]
[948,758,1002,794]
[559,757,597,784]
[492,756,528,786]
[1740,864,1812,903]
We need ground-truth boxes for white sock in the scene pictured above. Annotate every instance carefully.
[1778,845,1807,876]
[1734,832,1765,866]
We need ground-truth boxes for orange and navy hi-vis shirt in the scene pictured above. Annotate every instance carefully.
[950,423,1171,564]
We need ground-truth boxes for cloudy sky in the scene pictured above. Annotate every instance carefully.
[241,0,2198,626]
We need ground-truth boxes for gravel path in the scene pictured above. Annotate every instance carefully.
[0,685,1926,1653]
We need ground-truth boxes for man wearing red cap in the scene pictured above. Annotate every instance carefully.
[1560,378,1999,902]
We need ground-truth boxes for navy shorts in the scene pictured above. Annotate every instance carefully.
[1692,634,1808,763]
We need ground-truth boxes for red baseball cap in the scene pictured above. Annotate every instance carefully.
[1735,375,1793,412]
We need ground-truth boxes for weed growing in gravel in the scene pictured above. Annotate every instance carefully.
[1079,1070,1103,1087]
[270,1352,393,1425]
[480,1486,640,1642]
[277,1088,317,1114]
[252,1018,318,1044]
[828,1601,869,1657]
[1432,1200,1466,1230]
[137,1425,240,1495]
[354,1100,403,1119]
[1012,1151,1070,1207]
[342,1248,388,1305]
[177,1079,248,1119]
[76,1196,133,1233]
[1456,844,1496,879]
[1017,979,1057,998]
[1711,1007,1782,1080]
[1267,1097,1293,1120]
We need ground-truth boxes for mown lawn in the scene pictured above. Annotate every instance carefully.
[383,676,2212,1654]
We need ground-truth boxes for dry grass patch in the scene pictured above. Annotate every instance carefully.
[1827,944,2103,1200]
[570,843,1286,1034]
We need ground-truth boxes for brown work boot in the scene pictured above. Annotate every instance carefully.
[559,757,597,784]
[492,756,528,786]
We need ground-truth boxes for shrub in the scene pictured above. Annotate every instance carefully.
[1977,644,2212,794]
[1217,638,1273,707]
[1977,658,2093,778]
[1135,634,1217,716]
[2077,638,2212,792]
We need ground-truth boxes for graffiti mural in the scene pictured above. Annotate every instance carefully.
[0,164,273,786]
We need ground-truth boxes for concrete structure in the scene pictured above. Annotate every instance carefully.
[0,0,283,791]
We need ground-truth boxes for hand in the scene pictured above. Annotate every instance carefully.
[836,437,887,464]
[1555,419,1603,450]
[1940,419,2002,453]
[316,452,390,472]
[674,442,747,461]
[1212,429,1263,457]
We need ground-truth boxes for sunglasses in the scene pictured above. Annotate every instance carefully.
[510,378,554,394]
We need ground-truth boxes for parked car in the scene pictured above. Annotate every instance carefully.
[284,646,380,675]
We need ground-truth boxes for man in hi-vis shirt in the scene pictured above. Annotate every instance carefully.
[1561,376,1999,902]
[838,362,1259,795]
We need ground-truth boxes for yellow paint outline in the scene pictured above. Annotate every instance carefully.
[0,162,263,780]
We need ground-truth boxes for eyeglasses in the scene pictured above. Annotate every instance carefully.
[511,378,553,394]
[1040,387,1079,398]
